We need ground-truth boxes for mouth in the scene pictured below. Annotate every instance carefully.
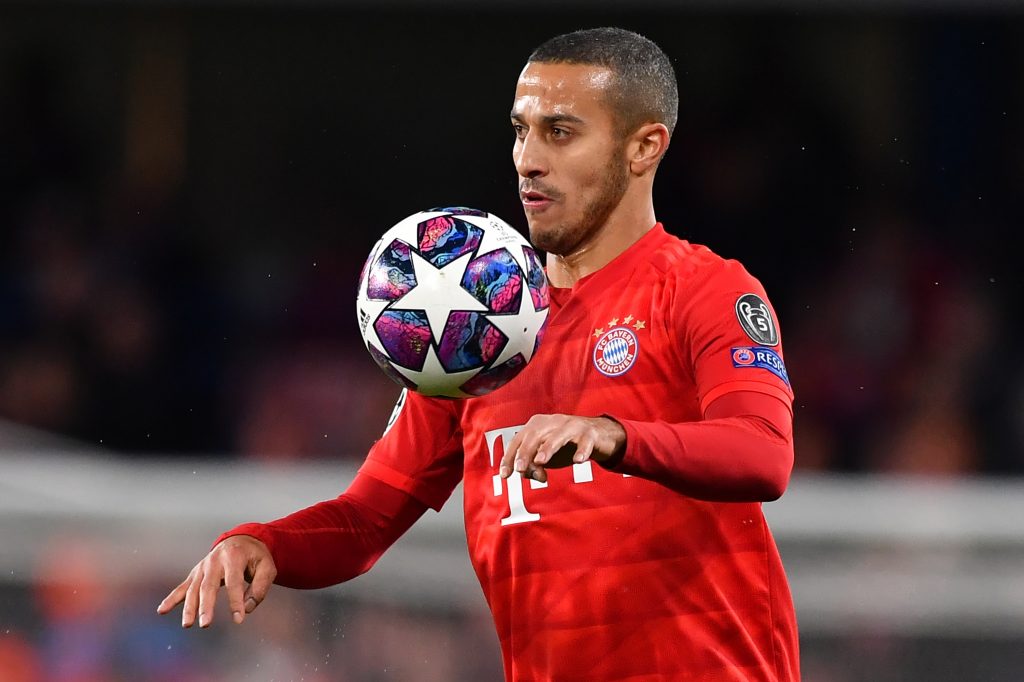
[520,189,555,211]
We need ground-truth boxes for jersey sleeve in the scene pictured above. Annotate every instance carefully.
[680,259,794,416]
[604,390,794,502]
[214,471,430,589]
[358,388,465,511]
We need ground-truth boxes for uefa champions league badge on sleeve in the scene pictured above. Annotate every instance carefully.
[731,347,790,387]
[592,314,645,377]
[735,293,779,346]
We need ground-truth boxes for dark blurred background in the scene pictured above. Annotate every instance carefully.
[2,4,1021,472]
[1,3,1023,680]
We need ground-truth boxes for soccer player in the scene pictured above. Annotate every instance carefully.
[159,27,800,681]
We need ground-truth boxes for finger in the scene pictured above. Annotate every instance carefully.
[513,423,557,474]
[573,436,595,463]
[243,559,276,614]
[500,430,525,479]
[535,428,576,465]
[502,417,564,478]
[182,569,203,628]
[223,556,247,625]
[197,566,222,628]
[502,423,549,477]
[157,577,190,615]
[526,464,548,484]
[533,435,561,466]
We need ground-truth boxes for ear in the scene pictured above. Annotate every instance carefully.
[627,123,671,176]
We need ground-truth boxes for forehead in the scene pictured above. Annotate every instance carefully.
[512,62,616,120]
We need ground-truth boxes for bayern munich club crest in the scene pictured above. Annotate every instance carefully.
[593,326,640,377]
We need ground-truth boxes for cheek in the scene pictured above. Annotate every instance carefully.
[578,158,621,205]
[566,155,609,196]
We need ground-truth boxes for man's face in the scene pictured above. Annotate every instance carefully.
[511,62,630,257]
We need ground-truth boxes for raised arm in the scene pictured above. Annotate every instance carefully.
[502,259,794,500]
[500,390,792,502]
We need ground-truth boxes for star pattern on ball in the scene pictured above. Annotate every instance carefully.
[391,345,481,398]
[474,216,530,273]
[391,248,488,344]
[486,284,549,367]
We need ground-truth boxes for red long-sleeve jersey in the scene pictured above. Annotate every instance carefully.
[222,225,800,681]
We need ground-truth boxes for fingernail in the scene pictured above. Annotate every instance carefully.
[199,614,209,628]
[233,611,244,624]
[245,597,257,613]
[499,465,509,478]
[514,458,526,472]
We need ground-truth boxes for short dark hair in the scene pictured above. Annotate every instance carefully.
[528,27,678,137]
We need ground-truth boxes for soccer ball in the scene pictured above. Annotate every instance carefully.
[356,207,549,398]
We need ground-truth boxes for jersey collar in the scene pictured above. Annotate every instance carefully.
[548,223,670,305]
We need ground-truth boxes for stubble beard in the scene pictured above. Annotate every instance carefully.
[528,153,630,258]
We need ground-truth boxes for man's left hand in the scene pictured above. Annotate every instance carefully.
[499,414,626,483]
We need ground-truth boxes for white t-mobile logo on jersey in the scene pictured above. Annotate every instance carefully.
[484,425,601,526]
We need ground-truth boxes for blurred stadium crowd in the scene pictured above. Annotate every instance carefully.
[0,556,504,681]
[1,8,1019,472]
[0,5,1022,681]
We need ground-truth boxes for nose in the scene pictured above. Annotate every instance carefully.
[513,133,547,180]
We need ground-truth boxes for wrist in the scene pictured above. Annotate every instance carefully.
[593,416,627,468]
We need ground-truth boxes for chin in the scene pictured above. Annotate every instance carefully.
[527,224,577,256]
[525,221,555,252]
[524,217,546,247]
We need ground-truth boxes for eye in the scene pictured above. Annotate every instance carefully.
[512,123,527,139]
[551,127,570,140]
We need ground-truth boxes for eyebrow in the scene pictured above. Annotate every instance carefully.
[510,112,585,126]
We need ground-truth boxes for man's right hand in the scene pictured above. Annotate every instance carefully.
[156,534,277,628]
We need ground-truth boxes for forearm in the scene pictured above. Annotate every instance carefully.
[603,391,794,502]
[215,473,428,589]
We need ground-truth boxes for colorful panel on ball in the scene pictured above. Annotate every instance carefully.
[367,239,415,300]
[374,310,431,370]
[523,246,549,310]
[427,206,488,217]
[367,343,417,390]
[462,249,523,313]
[437,312,505,372]
[460,355,527,397]
[417,216,483,267]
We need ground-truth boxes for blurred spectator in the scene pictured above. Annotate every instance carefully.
[233,345,397,460]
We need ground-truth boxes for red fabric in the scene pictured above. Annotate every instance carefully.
[215,473,428,589]
[221,224,800,681]
[606,390,794,501]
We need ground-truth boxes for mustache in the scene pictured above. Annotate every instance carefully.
[519,181,563,200]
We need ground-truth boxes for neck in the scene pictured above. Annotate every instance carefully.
[545,193,656,288]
